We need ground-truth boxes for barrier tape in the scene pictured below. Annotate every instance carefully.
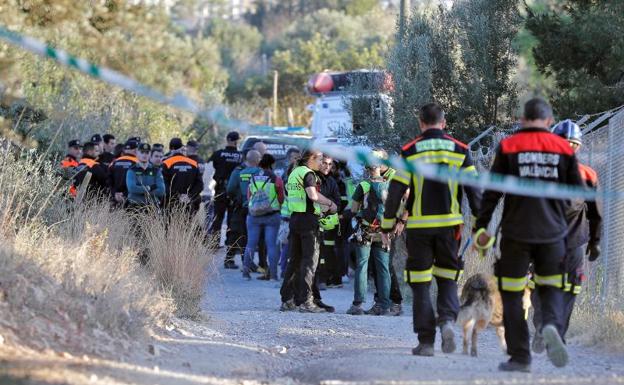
[1,25,621,202]
[0,25,252,132]
[317,144,619,202]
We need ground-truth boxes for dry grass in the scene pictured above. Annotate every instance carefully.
[141,206,216,318]
[0,149,214,356]
[568,304,624,350]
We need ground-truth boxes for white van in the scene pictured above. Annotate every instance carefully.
[307,70,394,139]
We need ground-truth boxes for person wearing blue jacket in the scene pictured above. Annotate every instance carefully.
[126,143,165,208]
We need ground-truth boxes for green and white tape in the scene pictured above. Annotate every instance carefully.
[317,144,616,202]
[0,25,251,132]
[1,25,620,202]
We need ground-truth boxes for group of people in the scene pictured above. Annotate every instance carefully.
[60,134,204,212]
[60,97,602,373]
[377,99,600,372]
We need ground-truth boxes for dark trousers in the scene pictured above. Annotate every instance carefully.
[258,235,267,269]
[322,228,341,285]
[497,237,566,365]
[532,244,584,341]
[209,187,229,234]
[405,228,463,345]
[280,228,320,305]
[226,206,248,261]
[372,240,403,304]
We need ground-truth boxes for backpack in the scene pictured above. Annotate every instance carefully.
[248,175,276,216]
[360,179,388,226]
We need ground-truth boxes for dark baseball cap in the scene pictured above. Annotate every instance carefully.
[90,134,102,143]
[187,140,199,149]
[68,139,81,148]
[128,136,141,143]
[138,143,151,153]
[227,131,240,141]
[169,137,183,150]
[124,140,139,150]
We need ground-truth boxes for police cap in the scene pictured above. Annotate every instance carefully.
[68,139,81,148]
[138,143,151,153]
[226,131,240,141]
[90,134,103,144]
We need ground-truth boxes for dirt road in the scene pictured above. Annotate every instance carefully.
[4,260,624,385]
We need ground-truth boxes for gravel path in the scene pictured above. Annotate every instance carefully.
[191,260,624,385]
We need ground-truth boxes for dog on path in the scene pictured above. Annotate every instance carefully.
[457,273,531,357]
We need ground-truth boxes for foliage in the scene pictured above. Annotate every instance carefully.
[525,0,624,117]
[0,0,227,153]
[382,0,522,145]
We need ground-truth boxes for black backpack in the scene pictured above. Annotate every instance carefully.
[360,179,387,226]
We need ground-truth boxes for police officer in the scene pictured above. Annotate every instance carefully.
[108,140,138,206]
[242,153,284,281]
[73,141,109,198]
[382,103,481,357]
[334,161,356,285]
[311,155,341,312]
[150,146,164,169]
[347,152,393,316]
[531,119,603,353]
[126,143,165,264]
[127,143,165,208]
[227,150,262,270]
[474,99,583,372]
[367,150,405,316]
[278,148,302,277]
[98,134,117,166]
[209,132,243,267]
[90,134,104,156]
[280,149,338,313]
[162,138,204,213]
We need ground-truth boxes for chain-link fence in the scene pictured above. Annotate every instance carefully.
[461,108,624,311]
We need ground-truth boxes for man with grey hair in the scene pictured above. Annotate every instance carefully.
[253,141,267,156]
[226,150,262,268]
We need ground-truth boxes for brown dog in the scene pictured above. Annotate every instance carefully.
[457,273,531,357]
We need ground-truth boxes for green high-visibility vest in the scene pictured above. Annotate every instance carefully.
[287,166,321,216]
[341,177,356,210]
[320,213,339,230]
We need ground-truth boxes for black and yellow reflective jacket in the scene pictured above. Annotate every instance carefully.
[382,128,481,231]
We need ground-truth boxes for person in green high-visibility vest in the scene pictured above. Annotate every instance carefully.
[278,148,302,278]
[280,149,338,313]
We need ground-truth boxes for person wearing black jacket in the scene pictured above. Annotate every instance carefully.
[162,138,204,213]
[97,134,116,167]
[381,103,481,358]
[108,140,138,206]
[531,119,603,353]
[474,99,584,372]
[207,132,243,238]
[312,155,342,312]
[73,142,108,198]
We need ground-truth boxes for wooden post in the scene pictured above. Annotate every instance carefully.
[273,70,279,126]
[287,107,295,127]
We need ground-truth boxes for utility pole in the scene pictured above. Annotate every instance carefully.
[273,70,279,126]
[399,0,411,39]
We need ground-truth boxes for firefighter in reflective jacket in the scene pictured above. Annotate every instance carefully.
[108,140,138,205]
[530,119,603,354]
[72,142,109,197]
[381,103,481,357]
[474,99,583,372]
[60,139,81,186]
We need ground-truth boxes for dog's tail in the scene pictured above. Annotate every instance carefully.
[460,273,491,309]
